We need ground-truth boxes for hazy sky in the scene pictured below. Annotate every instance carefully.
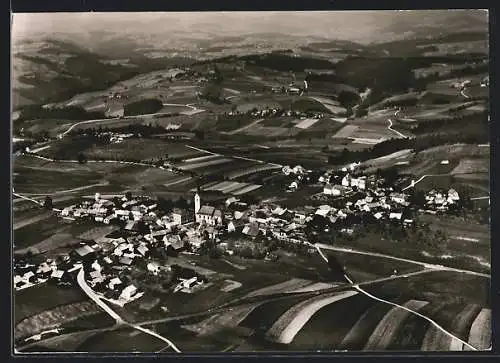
[12,10,488,44]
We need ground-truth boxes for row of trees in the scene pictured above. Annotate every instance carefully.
[17,105,105,122]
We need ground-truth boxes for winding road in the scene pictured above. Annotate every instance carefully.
[58,102,202,138]
[387,118,408,138]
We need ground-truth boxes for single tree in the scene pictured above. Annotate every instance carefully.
[77,152,87,164]
[44,196,53,210]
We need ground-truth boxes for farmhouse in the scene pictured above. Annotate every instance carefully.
[323,184,345,196]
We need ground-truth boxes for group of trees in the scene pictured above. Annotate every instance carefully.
[123,99,164,116]
[156,196,190,213]
[17,105,105,122]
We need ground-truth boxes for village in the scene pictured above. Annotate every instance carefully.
[13,162,465,311]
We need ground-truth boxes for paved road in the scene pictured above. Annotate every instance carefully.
[16,255,483,352]
[76,269,124,325]
[310,243,480,351]
[76,268,182,353]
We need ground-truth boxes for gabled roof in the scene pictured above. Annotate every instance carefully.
[74,245,95,257]
[198,205,215,216]
[242,223,260,237]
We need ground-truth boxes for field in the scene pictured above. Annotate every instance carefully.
[332,125,359,138]
[199,180,263,196]
[15,232,79,255]
[85,139,206,161]
[13,164,103,194]
[451,158,489,175]
[13,154,192,196]
[151,268,492,351]
[266,290,359,344]
[15,284,88,324]
[77,327,167,352]
[15,301,111,341]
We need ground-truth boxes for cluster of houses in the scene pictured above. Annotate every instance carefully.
[15,163,466,297]
[100,132,135,144]
[227,107,325,120]
[14,258,71,291]
[421,188,461,214]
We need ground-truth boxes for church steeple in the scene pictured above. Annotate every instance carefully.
[194,192,201,214]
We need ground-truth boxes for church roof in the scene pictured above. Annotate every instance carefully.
[198,205,215,216]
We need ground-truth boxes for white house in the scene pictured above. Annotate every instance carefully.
[227,221,236,233]
[323,184,344,196]
[390,193,407,205]
[108,277,122,290]
[91,260,102,272]
[282,165,292,175]
[389,212,403,220]
[342,175,351,187]
[147,262,161,275]
[120,285,138,300]
[447,189,460,203]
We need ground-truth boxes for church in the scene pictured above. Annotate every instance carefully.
[194,192,223,226]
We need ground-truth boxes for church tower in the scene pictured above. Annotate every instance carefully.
[194,192,201,214]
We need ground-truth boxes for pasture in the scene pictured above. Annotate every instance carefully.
[77,327,167,352]
[332,125,359,138]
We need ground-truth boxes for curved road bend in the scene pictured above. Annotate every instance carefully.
[309,243,481,351]
[387,118,408,139]
[76,268,182,353]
